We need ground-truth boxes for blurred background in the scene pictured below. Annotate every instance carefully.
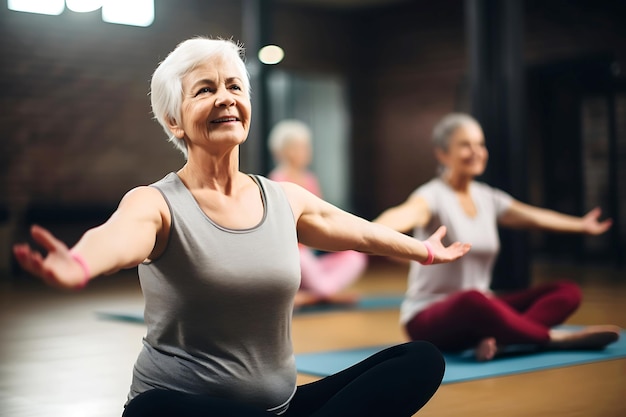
[0,0,624,287]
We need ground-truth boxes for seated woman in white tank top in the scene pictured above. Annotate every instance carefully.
[375,112,620,361]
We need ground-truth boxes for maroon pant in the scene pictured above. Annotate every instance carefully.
[405,280,582,351]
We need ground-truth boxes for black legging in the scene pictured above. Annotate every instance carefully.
[122,341,444,417]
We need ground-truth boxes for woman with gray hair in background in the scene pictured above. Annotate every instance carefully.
[375,112,620,361]
[268,119,368,307]
[12,38,472,416]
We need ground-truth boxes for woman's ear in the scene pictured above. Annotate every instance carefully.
[166,117,185,139]
[434,147,448,167]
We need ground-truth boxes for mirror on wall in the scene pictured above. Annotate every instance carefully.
[266,70,352,211]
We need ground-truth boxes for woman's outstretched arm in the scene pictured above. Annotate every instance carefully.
[13,186,167,290]
[498,201,612,235]
[281,182,470,265]
[372,194,431,233]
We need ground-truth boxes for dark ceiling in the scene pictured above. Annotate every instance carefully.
[275,0,412,10]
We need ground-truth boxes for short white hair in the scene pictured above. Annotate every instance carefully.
[150,37,250,158]
[267,119,312,158]
[432,113,480,150]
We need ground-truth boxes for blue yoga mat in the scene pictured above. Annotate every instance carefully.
[96,309,145,324]
[96,294,405,323]
[295,294,403,315]
[295,326,626,384]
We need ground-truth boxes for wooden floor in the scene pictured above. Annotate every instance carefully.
[1,260,625,417]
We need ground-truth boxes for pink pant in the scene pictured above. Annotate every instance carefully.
[299,247,368,297]
[405,280,582,351]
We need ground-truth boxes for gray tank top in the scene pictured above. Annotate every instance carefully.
[127,172,301,414]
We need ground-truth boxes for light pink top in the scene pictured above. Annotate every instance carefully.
[268,169,322,198]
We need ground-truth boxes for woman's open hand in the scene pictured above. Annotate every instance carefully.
[13,225,87,290]
[581,207,612,236]
[424,225,471,264]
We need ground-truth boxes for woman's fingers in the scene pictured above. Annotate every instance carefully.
[30,224,67,253]
[583,207,612,235]
[424,225,471,264]
[438,241,471,263]
[13,236,71,287]
[586,207,600,218]
[457,242,472,256]
[447,242,471,260]
[13,244,43,277]
[431,225,448,241]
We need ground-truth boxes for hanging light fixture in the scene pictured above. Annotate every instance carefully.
[65,0,102,13]
[258,45,285,65]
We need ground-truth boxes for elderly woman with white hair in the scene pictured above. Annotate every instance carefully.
[13,37,472,416]
[268,119,368,307]
[375,112,620,362]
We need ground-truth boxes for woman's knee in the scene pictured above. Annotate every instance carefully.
[552,280,583,309]
[123,390,174,417]
[455,290,495,314]
[123,389,266,417]
[403,341,445,379]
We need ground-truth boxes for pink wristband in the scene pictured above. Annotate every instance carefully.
[419,241,435,265]
[69,250,90,288]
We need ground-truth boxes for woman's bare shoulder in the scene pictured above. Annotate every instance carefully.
[117,185,168,215]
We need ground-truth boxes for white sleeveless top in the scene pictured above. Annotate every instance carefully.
[400,178,513,325]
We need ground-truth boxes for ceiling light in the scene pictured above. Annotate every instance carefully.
[65,0,102,13]
[258,45,285,65]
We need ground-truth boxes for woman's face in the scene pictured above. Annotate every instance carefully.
[282,137,312,170]
[172,56,251,153]
[438,122,488,178]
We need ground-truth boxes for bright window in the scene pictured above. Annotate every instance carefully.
[8,0,65,15]
[7,0,154,27]
[102,0,154,27]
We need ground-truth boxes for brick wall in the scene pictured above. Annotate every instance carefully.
[0,1,244,215]
[348,2,467,218]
